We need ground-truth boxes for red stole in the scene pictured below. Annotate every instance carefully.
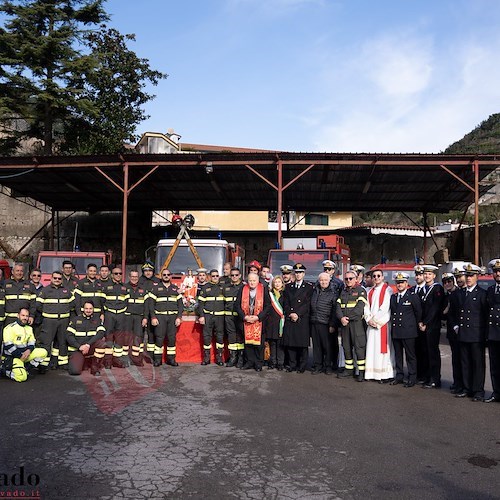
[368,283,389,354]
[241,284,264,345]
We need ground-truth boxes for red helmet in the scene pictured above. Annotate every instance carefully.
[247,260,262,271]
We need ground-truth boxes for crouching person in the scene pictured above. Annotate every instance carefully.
[0,308,47,382]
[67,301,106,376]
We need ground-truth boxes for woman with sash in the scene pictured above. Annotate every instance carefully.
[235,273,271,372]
[265,276,285,370]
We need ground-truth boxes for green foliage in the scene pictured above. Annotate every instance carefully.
[444,113,500,154]
[0,0,167,155]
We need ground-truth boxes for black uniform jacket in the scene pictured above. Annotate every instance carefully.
[390,289,422,339]
[454,286,488,343]
[487,284,500,341]
[283,281,313,347]
[421,283,445,328]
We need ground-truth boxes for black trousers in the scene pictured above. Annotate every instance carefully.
[488,340,500,398]
[286,346,308,371]
[245,344,264,368]
[225,315,244,351]
[39,317,70,366]
[267,338,285,367]
[416,331,429,381]
[202,315,225,351]
[460,341,485,398]
[425,324,441,384]
[154,315,177,354]
[448,335,464,390]
[311,323,332,372]
[392,337,417,382]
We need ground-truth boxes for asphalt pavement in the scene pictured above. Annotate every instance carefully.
[1,342,499,500]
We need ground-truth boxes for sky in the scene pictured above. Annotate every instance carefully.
[104,0,500,153]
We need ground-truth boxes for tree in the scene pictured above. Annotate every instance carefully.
[0,0,109,154]
[64,27,167,154]
[0,1,167,155]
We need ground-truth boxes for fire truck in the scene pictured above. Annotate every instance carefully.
[36,250,113,286]
[267,234,351,281]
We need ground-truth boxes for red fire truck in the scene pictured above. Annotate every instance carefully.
[267,234,351,281]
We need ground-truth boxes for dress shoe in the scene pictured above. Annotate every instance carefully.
[255,366,262,372]
[267,364,275,370]
[390,379,403,386]
[451,387,464,395]
[472,396,485,402]
[379,378,392,384]
[241,365,253,370]
[404,382,415,388]
[311,370,322,375]
[276,365,284,371]
[455,391,469,398]
[297,369,305,373]
[423,382,441,389]
[216,361,224,366]
[324,368,333,375]
[285,367,295,372]
[484,395,500,403]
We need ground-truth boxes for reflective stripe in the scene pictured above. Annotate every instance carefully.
[203,310,225,315]
[235,343,245,350]
[203,345,212,350]
[216,343,224,349]
[202,297,225,301]
[38,298,73,304]
[154,310,178,315]
[42,312,70,319]
[155,296,181,302]
[104,307,127,314]
[166,347,176,354]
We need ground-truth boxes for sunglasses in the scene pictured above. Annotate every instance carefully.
[323,267,333,271]
[230,273,240,277]
[31,274,41,277]
[53,277,62,280]
[345,277,355,281]
[112,272,122,275]
[211,275,219,278]
[162,273,171,277]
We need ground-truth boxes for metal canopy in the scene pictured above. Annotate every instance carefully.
[0,152,497,212]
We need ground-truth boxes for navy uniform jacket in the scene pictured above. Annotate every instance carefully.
[486,284,500,341]
[390,289,422,339]
[445,288,463,340]
[456,286,488,343]
[421,283,445,329]
[283,281,313,347]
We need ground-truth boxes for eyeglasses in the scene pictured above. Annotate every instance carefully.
[53,277,62,280]
[230,273,240,277]
[345,277,355,281]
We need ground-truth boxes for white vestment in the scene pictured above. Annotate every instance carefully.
[364,283,394,380]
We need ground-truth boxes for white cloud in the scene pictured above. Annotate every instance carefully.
[310,32,500,153]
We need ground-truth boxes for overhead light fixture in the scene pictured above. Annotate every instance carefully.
[205,162,213,174]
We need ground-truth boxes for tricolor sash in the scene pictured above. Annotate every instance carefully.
[269,290,284,337]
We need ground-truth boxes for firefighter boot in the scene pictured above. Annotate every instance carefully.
[357,371,365,382]
[167,355,179,367]
[216,349,224,366]
[201,350,211,366]
[153,354,162,367]
[225,350,237,367]
[236,351,245,369]
[337,369,354,378]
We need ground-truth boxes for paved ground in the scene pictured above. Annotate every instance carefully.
[1,342,499,500]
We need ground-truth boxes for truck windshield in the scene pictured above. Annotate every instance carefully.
[38,257,103,276]
[268,250,329,282]
[156,246,226,275]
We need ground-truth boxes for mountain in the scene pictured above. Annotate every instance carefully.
[444,113,500,154]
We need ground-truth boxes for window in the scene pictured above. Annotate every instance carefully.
[305,214,328,226]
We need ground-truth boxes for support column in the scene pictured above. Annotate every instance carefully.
[474,160,479,265]
[422,212,428,263]
[277,160,283,249]
[121,163,129,270]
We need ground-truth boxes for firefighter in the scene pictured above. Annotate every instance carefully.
[3,263,35,330]
[126,270,149,366]
[61,260,79,291]
[138,261,160,362]
[219,262,232,286]
[0,308,47,382]
[66,300,107,376]
[198,269,226,365]
[336,269,368,381]
[36,271,75,371]
[149,268,183,367]
[98,265,112,286]
[74,263,105,315]
[223,267,245,367]
[102,267,132,368]
[28,268,44,341]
